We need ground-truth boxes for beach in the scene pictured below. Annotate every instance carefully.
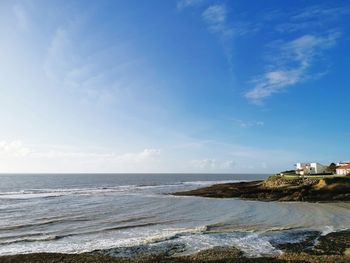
[0,174,349,262]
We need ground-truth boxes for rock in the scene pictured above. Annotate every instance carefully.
[2,231,350,263]
[174,175,350,202]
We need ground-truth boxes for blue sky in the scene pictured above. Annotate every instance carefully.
[0,0,349,173]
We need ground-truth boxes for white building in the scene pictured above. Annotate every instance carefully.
[336,162,350,167]
[295,162,328,175]
[336,165,350,175]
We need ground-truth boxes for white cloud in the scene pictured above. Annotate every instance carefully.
[232,119,264,128]
[246,69,302,102]
[245,32,340,103]
[275,6,350,33]
[0,138,306,173]
[179,2,259,76]
[177,0,203,10]
[0,140,161,172]
[190,159,235,171]
[35,148,160,160]
[0,140,30,157]
[291,5,350,20]
[203,5,226,24]
[35,148,161,164]
[168,138,301,173]
[202,4,233,38]
[115,148,161,162]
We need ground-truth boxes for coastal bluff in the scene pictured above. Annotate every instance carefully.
[173,175,350,202]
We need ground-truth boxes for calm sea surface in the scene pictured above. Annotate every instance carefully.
[0,173,349,257]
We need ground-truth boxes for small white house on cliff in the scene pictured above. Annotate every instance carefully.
[336,161,350,167]
[295,162,327,175]
[336,164,350,175]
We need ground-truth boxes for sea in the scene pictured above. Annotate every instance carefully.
[0,173,349,257]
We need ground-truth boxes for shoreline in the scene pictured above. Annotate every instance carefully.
[173,176,350,202]
[1,230,349,263]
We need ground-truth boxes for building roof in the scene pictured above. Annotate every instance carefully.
[336,164,350,169]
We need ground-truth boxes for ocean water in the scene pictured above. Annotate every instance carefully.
[0,173,349,257]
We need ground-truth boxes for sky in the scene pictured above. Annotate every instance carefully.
[0,0,349,173]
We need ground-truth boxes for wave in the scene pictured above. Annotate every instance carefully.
[101,227,311,258]
[0,222,294,257]
[0,219,182,246]
[0,216,91,231]
[0,180,242,200]
[0,234,61,245]
[320,225,335,236]
[0,225,209,256]
[0,223,349,257]
[206,223,301,233]
[0,187,137,199]
[181,180,243,186]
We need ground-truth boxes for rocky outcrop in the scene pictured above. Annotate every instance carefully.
[174,175,350,202]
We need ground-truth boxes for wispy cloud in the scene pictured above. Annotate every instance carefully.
[201,4,237,72]
[0,140,30,157]
[245,32,340,103]
[202,4,233,38]
[43,17,148,107]
[179,2,260,75]
[244,3,349,103]
[13,4,30,31]
[190,158,235,170]
[186,139,301,172]
[0,140,162,172]
[182,2,259,38]
[232,118,264,128]
[39,148,161,164]
[177,0,203,10]
[275,5,350,33]
[0,137,302,173]
[292,5,350,20]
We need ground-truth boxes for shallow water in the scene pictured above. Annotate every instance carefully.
[0,173,349,256]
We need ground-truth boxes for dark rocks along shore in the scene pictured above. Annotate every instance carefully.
[1,230,350,262]
[173,175,350,202]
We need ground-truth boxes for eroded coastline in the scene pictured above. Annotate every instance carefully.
[174,175,350,202]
